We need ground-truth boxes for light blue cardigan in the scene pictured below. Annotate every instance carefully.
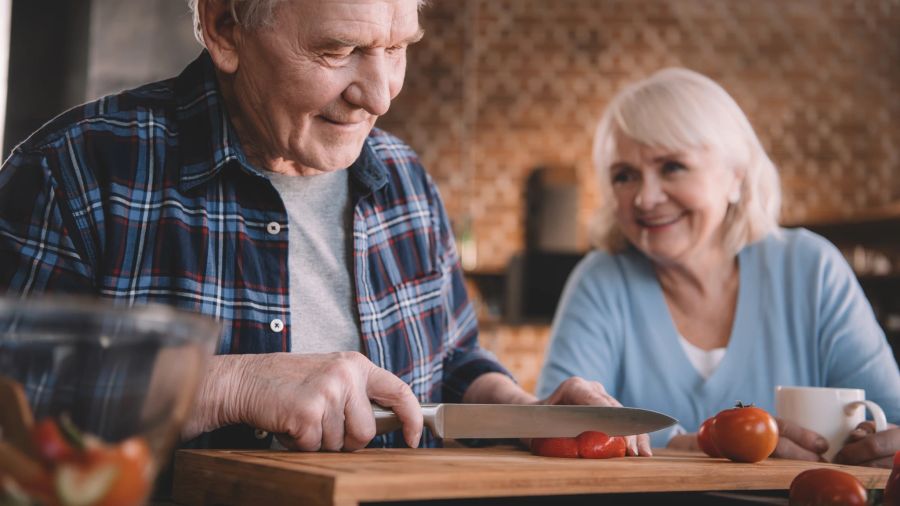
[537,228,900,448]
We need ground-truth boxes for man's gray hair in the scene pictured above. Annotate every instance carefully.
[187,0,428,47]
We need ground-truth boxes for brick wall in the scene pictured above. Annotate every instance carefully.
[380,0,900,392]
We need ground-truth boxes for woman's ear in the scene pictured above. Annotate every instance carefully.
[197,0,241,74]
[728,166,747,205]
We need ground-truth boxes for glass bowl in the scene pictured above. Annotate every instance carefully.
[0,296,221,505]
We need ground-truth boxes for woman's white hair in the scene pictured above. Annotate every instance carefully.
[187,0,428,47]
[592,67,781,255]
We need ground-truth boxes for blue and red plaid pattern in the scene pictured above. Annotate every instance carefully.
[0,51,509,448]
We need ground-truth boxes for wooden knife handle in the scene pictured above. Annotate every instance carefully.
[0,375,36,457]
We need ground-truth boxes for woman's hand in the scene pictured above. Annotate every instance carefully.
[666,419,825,459]
[667,433,700,452]
[540,377,652,457]
[771,417,829,461]
[833,421,900,468]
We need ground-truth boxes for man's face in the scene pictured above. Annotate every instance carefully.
[229,0,422,173]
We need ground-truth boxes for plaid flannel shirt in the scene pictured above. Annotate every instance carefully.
[0,51,509,448]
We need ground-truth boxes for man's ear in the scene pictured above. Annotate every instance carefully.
[198,0,241,74]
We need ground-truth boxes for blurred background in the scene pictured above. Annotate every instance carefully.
[3,0,898,393]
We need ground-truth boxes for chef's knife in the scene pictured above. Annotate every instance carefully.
[372,404,677,439]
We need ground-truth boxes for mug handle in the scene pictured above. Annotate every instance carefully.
[844,400,887,432]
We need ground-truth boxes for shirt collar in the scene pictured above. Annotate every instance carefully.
[174,51,390,194]
[174,51,259,191]
[349,137,389,196]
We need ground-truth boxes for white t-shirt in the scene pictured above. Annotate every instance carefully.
[678,335,726,380]
[268,170,361,355]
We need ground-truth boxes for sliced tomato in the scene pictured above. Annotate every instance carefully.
[576,431,626,459]
[530,437,579,458]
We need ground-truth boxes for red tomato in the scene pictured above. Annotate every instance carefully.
[711,404,778,463]
[92,437,153,506]
[576,431,626,459]
[788,468,867,506]
[31,418,77,465]
[884,451,900,506]
[697,417,720,458]
[530,437,579,458]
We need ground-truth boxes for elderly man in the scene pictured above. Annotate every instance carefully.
[0,0,649,454]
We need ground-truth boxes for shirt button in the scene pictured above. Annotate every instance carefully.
[270,319,284,332]
[253,429,269,440]
[266,221,281,235]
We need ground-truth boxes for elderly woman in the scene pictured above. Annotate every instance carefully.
[536,68,900,467]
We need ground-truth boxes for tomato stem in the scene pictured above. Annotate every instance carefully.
[57,413,86,451]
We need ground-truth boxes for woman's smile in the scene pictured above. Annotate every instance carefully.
[636,212,686,230]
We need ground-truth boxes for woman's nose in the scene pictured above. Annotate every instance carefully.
[634,179,666,209]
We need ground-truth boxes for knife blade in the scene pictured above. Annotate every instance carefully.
[372,404,677,439]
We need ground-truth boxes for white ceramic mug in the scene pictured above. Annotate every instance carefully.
[775,386,887,461]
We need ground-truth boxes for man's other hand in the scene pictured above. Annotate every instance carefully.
[539,377,652,457]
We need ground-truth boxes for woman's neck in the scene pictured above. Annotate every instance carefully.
[654,245,740,350]
[654,246,738,300]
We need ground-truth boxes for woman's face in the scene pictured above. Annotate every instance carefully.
[608,134,742,265]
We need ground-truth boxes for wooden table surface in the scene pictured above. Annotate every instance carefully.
[172,447,890,506]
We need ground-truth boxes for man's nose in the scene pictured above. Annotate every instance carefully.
[344,53,401,116]
[634,178,666,209]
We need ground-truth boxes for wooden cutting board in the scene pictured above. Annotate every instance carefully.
[172,447,890,506]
